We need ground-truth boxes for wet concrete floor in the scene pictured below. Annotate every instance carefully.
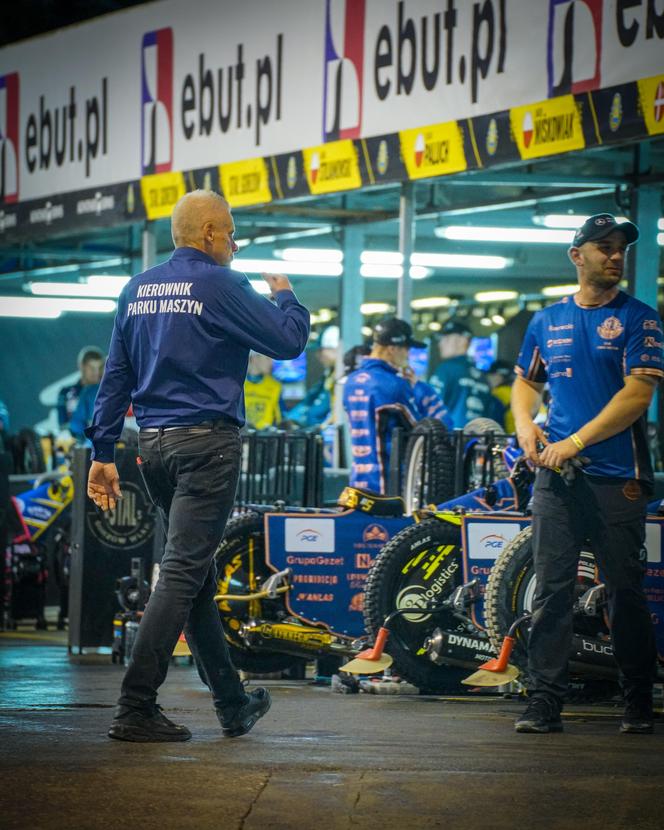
[0,629,662,830]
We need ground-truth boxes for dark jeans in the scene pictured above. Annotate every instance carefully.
[117,422,247,717]
[528,469,656,706]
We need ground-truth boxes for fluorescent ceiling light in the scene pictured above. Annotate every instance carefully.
[361,263,402,278]
[30,276,130,298]
[361,251,403,265]
[412,252,511,269]
[359,264,428,279]
[658,233,664,246]
[237,258,342,276]
[474,290,518,303]
[536,214,629,229]
[0,297,116,317]
[411,297,451,309]
[659,218,664,230]
[542,284,579,297]
[428,321,442,331]
[0,299,62,319]
[480,317,493,327]
[361,302,392,315]
[436,225,574,244]
[361,326,373,337]
[275,248,344,263]
[492,314,506,325]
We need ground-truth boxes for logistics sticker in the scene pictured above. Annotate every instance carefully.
[510,95,584,160]
[399,121,466,180]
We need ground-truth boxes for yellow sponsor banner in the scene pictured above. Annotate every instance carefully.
[510,95,584,160]
[637,75,664,136]
[219,157,272,207]
[399,122,467,180]
[302,139,362,195]
[140,171,186,220]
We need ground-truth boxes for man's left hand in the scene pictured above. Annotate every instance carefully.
[87,461,122,511]
[539,438,579,470]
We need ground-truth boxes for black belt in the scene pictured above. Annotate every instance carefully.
[140,417,237,434]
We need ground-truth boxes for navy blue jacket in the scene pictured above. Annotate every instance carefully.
[86,247,310,462]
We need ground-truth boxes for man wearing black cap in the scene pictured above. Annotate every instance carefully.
[429,319,494,428]
[512,213,662,735]
[342,317,450,494]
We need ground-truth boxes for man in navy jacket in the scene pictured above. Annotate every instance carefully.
[86,190,309,742]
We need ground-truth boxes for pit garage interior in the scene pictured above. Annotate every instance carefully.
[1,2,664,829]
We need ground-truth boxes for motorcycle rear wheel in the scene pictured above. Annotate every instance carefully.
[363,517,470,693]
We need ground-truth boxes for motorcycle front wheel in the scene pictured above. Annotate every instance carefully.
[214,512,304,674]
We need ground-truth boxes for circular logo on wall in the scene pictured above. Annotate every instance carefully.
[87,480,154,550]
[609,93,623,132]
[286,155,298,189]
[486,117,498,156]
[376,139,389,175]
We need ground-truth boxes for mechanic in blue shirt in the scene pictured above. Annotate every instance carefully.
[511,214,662,736]
[85,190,310,743]
[343,317,452,494]
[429,320,494,428]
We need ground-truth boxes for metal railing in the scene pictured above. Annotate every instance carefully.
[236,428,324,508]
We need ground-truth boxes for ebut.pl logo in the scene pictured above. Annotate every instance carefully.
[323,0,365,142]
[0,72,19,204]
[547,0,603,97]
[141,28,173,175]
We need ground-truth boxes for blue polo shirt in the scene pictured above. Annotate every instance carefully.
[516,291,663,484]
[86,247,310,461]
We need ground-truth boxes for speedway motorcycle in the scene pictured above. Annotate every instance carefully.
[212,429,527,685]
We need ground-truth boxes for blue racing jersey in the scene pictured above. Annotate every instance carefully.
[516,291,663,485]
[86,247,310,462]
[343,359,450,494]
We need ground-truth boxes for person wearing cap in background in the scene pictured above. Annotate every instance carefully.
[429,320,495,429]
[287,324,339,427]
[243,352,285,429]
[511,213,662,736]
[343,317,452,494]
[487,359,516,432]
[57,346,105,432]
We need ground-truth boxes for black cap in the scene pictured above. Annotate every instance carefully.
[440,319,472,338]
[488,359,514,379]
[572,213,639,247]
[373,317,425,349]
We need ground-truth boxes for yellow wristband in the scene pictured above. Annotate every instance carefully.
[569,432,585,451]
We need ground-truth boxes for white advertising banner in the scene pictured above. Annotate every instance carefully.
[0,0,663,204]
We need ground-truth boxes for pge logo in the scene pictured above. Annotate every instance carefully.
[323,0,365,142]
[297,528,321,543]
[141,28,173,175]
[480,534,508,551]
[0,72,19,204]
[547,0,602,97]
[362,523,389,544]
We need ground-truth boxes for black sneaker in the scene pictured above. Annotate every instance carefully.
[515,696,563,734]
[108,705,192,742]
[620,698,654,734]
[218,688,271,738]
